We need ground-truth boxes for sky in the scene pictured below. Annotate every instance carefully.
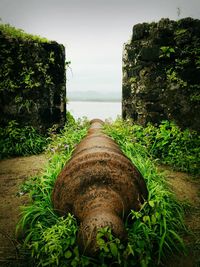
[0,0,200,98]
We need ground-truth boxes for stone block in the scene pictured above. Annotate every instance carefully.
[122,18,200,131]
[0,26,66,133]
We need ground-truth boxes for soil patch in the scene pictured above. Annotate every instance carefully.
[158,165,200,267]
[0,154,48,266]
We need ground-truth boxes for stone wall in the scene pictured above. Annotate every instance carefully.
[122,17,200,132]
[0,25,66,133]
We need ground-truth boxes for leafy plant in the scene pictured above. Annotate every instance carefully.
[166,68,187,87]
[96,227,125,265]
[0,120,48,158]
[104,120,186,266]
[0,23,49,43]
[190,92,200,102]
[30,216,78,266]
[128,120,199,175]
[160,32,200,105]
[175,28,188,36]
[0,23,58,119]
[17,118,89,266]
[159,46,175,58]
[129,77,137,83]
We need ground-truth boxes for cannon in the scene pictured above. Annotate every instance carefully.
[52,119,148,254]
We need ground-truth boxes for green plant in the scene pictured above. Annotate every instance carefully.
[0,23,49,43]
[104,120,186,266]
[114,120,199,175]
[129,77,137,83]
[160,33,200,106]
[190,92,200,102]
[17,118,186,267]
[96,227,125,265]
[17,118,90,266]
[0,22,58,113]
[175,28,188,36]
[129,120,199,175]
[0,120,48,158]
[160,46,175,58]
[30,216,78,266]
[166,68,187,87]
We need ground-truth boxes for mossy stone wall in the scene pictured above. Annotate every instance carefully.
[0,25,66,132]
[122,17,200,132]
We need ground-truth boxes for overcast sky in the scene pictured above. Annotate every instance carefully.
[0,0,200,97]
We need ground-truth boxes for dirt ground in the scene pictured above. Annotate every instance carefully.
[0,155,48,266]
[158,166,200,267]
[0,155,199,266]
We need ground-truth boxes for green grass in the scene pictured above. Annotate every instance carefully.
[17,118,186,266]
[104,119,186,266]
[0,23,49,42]
[0,120,48,159]
[123,120,200,175]
[16,118,90,266]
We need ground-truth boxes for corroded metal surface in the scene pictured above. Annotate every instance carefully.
[52,119,148,254]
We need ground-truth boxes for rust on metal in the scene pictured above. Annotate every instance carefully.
[52,119,148,254]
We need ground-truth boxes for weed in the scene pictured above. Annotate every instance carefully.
[16,118,89,266]
[17,118,187,266]
[0,120,47,159]
[159,46,175,58]
[104,119,186,266]
[0,23,49,43]
[30,216,78,266]
[130,120,199,175]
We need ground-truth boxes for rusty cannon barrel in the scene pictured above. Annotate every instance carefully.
[52,119,148,254]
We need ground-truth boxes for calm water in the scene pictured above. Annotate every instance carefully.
[67,101,122,121]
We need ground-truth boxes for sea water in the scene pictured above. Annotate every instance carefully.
[67,101,122,121]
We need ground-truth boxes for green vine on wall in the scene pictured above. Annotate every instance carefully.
[159,35,200,103]
[0,23,49,43]
[159,46,175,58]
[0,23,59,117]
[0,23,57,91]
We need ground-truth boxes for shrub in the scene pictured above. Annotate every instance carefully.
[0,120,47,159]
[130,120,200,175]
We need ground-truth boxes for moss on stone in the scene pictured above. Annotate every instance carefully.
[122,17,200,132]
[0,23,66,133]
[0,23,49,43]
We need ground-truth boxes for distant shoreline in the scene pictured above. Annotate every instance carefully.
[68,99,121,103]
[67,100,121,120]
